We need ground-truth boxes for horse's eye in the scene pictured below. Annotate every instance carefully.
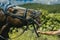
[12,9,18,14]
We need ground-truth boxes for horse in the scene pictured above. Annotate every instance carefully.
[7,6,41,37]
[0,6,41,40]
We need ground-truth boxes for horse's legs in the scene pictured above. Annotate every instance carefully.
[0,24,10,40]
[32,24,39,37]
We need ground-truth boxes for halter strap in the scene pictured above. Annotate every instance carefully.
[24,8,28,19]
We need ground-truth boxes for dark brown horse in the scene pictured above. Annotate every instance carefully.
[0,6,41,40]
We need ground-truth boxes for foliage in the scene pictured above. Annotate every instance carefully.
[20,3,60,13]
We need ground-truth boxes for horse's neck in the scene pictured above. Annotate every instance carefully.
[0,10,6,21]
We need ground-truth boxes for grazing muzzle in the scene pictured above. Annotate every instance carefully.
[30,10,41,26]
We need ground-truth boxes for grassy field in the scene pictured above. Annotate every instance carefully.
[9,4,60,40]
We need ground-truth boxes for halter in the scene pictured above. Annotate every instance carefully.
[7,8,28,20]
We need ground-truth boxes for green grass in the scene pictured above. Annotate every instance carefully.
[9,28,60,40]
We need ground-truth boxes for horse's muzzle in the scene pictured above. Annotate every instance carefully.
[34,18,41,27]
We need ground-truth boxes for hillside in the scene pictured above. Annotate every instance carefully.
[20,3,60,13]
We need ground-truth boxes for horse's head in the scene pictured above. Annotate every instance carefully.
[7,6,41,26]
